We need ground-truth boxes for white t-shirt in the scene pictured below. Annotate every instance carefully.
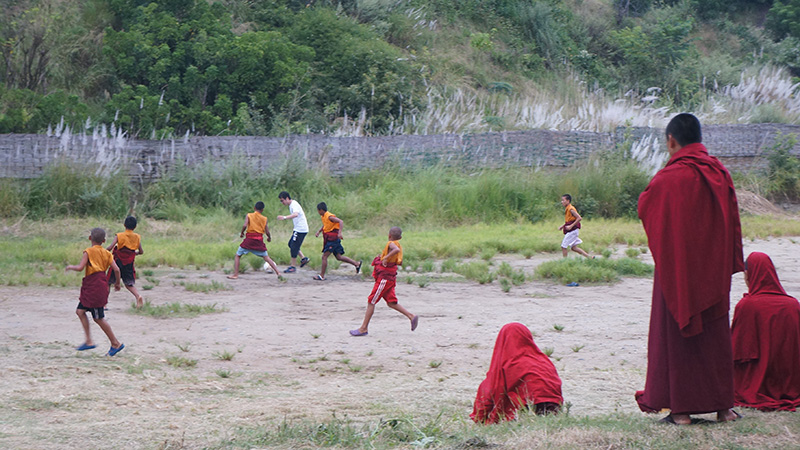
[289,200,309,233]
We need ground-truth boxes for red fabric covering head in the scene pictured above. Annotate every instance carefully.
[638,143,744,337]
[471,323,563,424]
[744,252,786,296]
[731,252,800,411]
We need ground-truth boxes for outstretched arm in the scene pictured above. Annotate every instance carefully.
[65,252,89,272]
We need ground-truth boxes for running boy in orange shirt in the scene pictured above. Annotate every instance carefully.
[350,226,418,336]
[227,201,282,280]
[558,194,591,259]
[106,216,144,308]
[313,202,361,280]
[65,227,125,356]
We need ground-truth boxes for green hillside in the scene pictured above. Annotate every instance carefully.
[1,0,799,137]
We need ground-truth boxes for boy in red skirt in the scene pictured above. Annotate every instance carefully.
[65,228,125,356]
[350,226,418,336]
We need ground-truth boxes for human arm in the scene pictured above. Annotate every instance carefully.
[315,226,323,238]
[137,242,144,256]
[65,252,89,272]
[240,215,249,238]
[110,260,122,291]
[329,216,344,239]
[566,210,582,231]
[278,212,299,221]
[264,223,272,242]
[105,236,119,251]
[381,242,400,266]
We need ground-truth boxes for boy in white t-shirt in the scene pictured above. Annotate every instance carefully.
[277,191,310,273]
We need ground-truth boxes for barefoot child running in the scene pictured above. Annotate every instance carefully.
[313,202,361,280]
[106,216,144,308]
[350,226,418,336]
[227,201,282,280]
[558,194,592,259]
[66,227,125,356]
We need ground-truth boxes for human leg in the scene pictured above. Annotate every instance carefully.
[228,254,242,279]
[263,255,283,280]
[354,303,376,334]
[319,252,331,278]
[76,308,94,347]
[125,284,144,308]
[387,302,416,321]
[562,247,568,257]
[94,317,122,349]
[571,245,591,258]
[334,253,359,267]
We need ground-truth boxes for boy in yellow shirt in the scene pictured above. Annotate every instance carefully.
[106,216,144,308]
[227,201,282,280]
[350,226,418,336]
[558,194,591,259]
[65,228,125,356]
[313,202,362,280]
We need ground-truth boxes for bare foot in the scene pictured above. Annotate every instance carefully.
[660,414,691,425]
[136,296,144,308]
[717,409,741,422]
[226,275,238,280]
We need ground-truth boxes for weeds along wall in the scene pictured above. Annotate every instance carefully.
[1,124,798,180]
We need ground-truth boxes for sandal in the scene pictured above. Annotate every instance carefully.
[283,266,296,273]
[356,260,363,274]
[300,257,310,267]
[313,274,325,281]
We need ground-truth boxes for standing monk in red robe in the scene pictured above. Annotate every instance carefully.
[731,252,800,411]
[635,113,744,425]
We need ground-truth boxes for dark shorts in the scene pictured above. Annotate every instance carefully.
[322,238,345,255]
[108,261,135,286]
[288,231,307,258]
[77,302,105,319]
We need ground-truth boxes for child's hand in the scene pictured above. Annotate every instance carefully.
[315,231,320,238]
[266,235,271,242]
[338,231,343,240]
[114,283,121,291]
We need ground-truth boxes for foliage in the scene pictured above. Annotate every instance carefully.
[765,132,800,200]
[768,0,800,40]
[535,257,653,284]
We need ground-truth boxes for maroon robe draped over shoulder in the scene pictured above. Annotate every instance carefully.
[731,252,800,411]
[471,323,563,424]
[635,143,744,415]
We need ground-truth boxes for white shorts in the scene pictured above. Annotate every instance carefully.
[561,229,583,249]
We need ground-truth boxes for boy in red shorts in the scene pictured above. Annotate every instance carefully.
[350,226,418,336]
[106,216,145,308]
[65,227,125,356]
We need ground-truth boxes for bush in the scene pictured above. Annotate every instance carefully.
[765,133,800,200]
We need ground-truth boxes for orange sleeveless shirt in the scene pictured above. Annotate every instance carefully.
[321,211,340,233]
[84,245,113,276]
[381,240,403,265]
[116,229,141,251]
[246,212,267,234]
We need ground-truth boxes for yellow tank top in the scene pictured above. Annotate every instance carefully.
[116,230,141,251]
[85,245,113,276]
[246,212,267,234]
[380,240,403,265]
[321,211,340,233]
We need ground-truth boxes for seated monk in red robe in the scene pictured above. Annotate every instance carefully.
[731,252,800,412]
[471,323,563,424]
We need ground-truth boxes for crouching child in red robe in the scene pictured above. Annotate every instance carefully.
[349,226,418,336]
[731,252,800,411]
[65,227,125,356]
[471,322,563,423]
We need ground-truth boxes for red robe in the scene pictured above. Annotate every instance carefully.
[731,252,800,411]
[471,323,563,424]
[635,142,744,415]
[80,271,111,308]
[240,232,267,252]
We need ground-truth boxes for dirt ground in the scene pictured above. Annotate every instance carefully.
[1,238,799,449]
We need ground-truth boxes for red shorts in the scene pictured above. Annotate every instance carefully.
[368,278,397,304]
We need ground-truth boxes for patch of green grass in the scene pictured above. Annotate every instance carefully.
[310,333,321,339]
[214,350,236,361]
[499,278,511,292]
[428,360,442,369]
[553,324,565,332]
[216,369,232,378]
[625,248,640,258]
[535,257,653,284]
[179,280,231,293]
[176,342,191,352]
[142,284,154,290]
[165,356,197,368]
[349,365,363,373]
[479,248,497,260]
[141,269,154,276]
[542,347,554,357]
[601,248,613,259]
[455,261,496,284]
[417,276,430,288]
[130,301,227,318]
[440,258,459,273]
[420,260,435,273]
[145,276,159,285]
[571,344,585,353]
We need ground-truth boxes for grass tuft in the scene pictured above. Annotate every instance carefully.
[130,301,227,318]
